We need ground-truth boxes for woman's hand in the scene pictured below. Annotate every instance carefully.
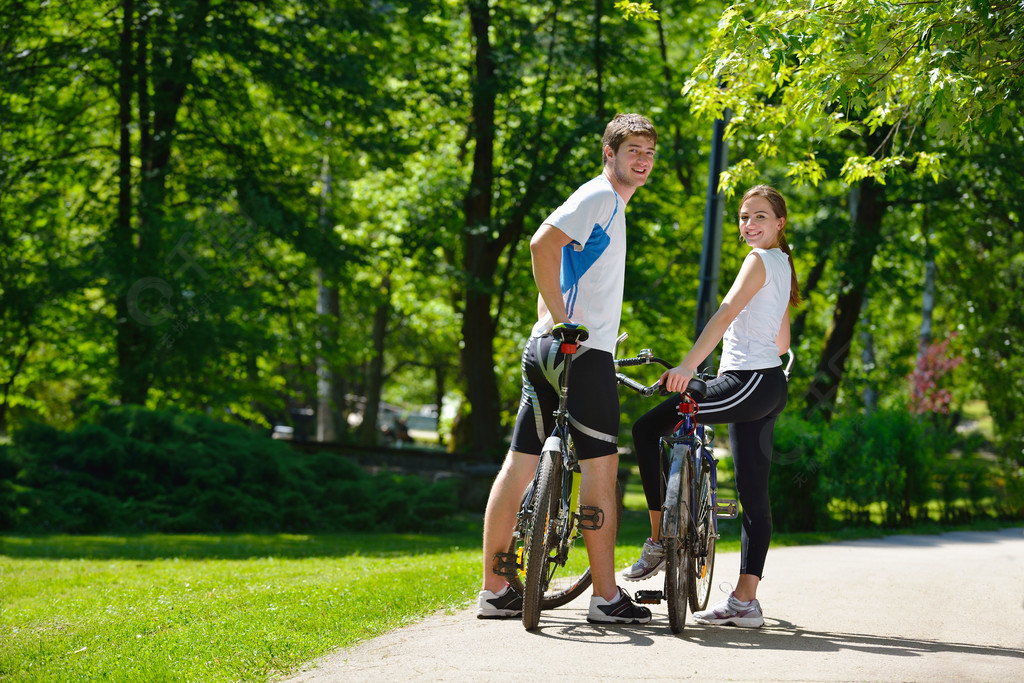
[660,365,696,394]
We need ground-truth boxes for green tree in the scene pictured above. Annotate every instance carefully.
[682,0,1024,426]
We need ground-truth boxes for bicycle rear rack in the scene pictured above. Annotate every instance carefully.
[716,498,738,519]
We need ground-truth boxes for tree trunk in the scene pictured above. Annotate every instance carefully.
[790,236,831,347]
[113,1,209,405]
[315,136,347,442]
[316,273,344,442]
[433,364,447,446]
[916,215,936,362]
[458,0,503,456]
[804,177,886,421]
[860,297,877,413]
[359,275,392,445]
[593,0,605,121]
[114,0,140,403]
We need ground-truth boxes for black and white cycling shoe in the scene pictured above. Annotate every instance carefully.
[587,587,652,624]
[476,584,523,619]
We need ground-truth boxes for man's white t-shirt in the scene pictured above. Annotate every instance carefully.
[530,175,626,353]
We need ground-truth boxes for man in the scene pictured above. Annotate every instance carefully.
[477,113,657,624]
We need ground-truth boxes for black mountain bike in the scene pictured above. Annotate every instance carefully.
[614,340,736,634]
[494,323,622,630]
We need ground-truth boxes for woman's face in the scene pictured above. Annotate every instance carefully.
[738,196,785,249]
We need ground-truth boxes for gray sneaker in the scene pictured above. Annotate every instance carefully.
[621,537,665,581]
[693,592,764,628]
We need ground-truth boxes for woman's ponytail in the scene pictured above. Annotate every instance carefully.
[777,231,802,307]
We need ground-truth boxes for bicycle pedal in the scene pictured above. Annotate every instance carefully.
[635,589,663,604]
[716,498,738,519]
[491,551,519,578]
[576,505,604,531]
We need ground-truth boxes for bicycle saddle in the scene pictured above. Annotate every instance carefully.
[551,322,589,345]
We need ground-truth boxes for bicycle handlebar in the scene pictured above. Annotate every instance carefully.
[614,332,721,401]
[613,350,707,400]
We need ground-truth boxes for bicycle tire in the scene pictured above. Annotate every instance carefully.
[522,450,558,630]
[664,449,692,634]
[688,456,716,612]
[508,472,624,610]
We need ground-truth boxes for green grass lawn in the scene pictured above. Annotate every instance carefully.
[2,476,1017,682]
[0,526,488,682]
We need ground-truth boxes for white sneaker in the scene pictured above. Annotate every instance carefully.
[587,587,652,624]
[693,592,764,628]
[475,585,523,619]
[621,537,665,581]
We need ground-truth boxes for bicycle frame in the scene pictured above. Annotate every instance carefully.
[660,396,708,543]
[535,330,583,578]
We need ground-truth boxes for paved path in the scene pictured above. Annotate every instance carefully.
[284,527,1024,682]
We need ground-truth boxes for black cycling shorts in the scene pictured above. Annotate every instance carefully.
[509,334,619,460]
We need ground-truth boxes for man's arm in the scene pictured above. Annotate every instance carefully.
[530,223,573,325]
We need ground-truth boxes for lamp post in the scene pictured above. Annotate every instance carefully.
[694,108,730,373]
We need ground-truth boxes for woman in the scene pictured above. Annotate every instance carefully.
[622,184,801,628]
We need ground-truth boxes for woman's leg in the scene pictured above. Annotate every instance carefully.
[631,396,682,535]
[729,415,777,594]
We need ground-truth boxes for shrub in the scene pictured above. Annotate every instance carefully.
[765,406,1014,532]
[0,405,457,533]
[769,414,830,532]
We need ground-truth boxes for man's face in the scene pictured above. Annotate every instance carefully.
[606,134,656,188]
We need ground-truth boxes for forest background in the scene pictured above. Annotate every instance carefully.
[2,0,1023,531]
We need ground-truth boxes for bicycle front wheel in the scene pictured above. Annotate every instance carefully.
[664,450,692,634]
[688,457,716,612]
[522,449,559,630]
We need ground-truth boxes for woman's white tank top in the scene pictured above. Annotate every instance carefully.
[719,248,791,371]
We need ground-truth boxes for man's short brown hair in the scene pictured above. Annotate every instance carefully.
[602,113,657,156]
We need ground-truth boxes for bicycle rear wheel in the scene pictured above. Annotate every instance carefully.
[522,450,559,630]
[508,469,623,610]
[688,456,716,612]
[664,450,692,634]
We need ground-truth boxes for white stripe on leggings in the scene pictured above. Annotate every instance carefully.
[698,373,763,416]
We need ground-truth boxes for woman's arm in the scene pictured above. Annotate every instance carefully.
[660,251,767,392]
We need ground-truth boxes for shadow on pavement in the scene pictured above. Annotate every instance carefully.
[688,619,1024,659]
[524,614,1024,661]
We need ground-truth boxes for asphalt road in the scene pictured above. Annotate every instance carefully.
[284,527,1024,682]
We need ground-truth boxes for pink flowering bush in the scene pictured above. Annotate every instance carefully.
[909,332,964,415]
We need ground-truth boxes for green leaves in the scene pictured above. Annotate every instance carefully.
[614,1,660,22]
[685,0,1024,185]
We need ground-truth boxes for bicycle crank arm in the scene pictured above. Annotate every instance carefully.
[716,498,738,519]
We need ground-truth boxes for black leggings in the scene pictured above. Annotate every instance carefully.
[632,366,788,579]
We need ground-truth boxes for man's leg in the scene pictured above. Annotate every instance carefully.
[481,449,539,593]
[578,452,619,600]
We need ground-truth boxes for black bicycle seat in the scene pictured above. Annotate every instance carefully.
[551,322,589,345]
